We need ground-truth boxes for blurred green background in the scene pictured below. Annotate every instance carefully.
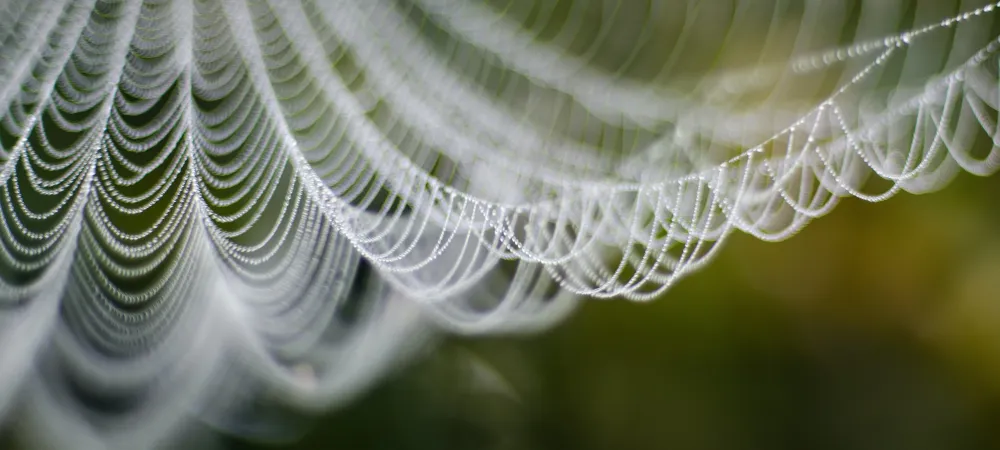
[219,171,1000,450]
[207,1,1000,448]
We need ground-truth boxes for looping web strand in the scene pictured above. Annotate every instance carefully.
[0,0,999,447]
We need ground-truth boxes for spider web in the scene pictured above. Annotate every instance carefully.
[0,0,998,448]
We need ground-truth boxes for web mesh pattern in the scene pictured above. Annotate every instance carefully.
[0,0,998,447]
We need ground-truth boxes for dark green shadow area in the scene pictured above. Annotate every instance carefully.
[223,173,1000,450]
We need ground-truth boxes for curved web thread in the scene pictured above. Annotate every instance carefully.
[302,0,1000,302]
[0,0,997,448]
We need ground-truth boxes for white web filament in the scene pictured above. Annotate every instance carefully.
[0,0,999,448]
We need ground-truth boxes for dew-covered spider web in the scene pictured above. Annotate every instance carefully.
[1,0,1000,448]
